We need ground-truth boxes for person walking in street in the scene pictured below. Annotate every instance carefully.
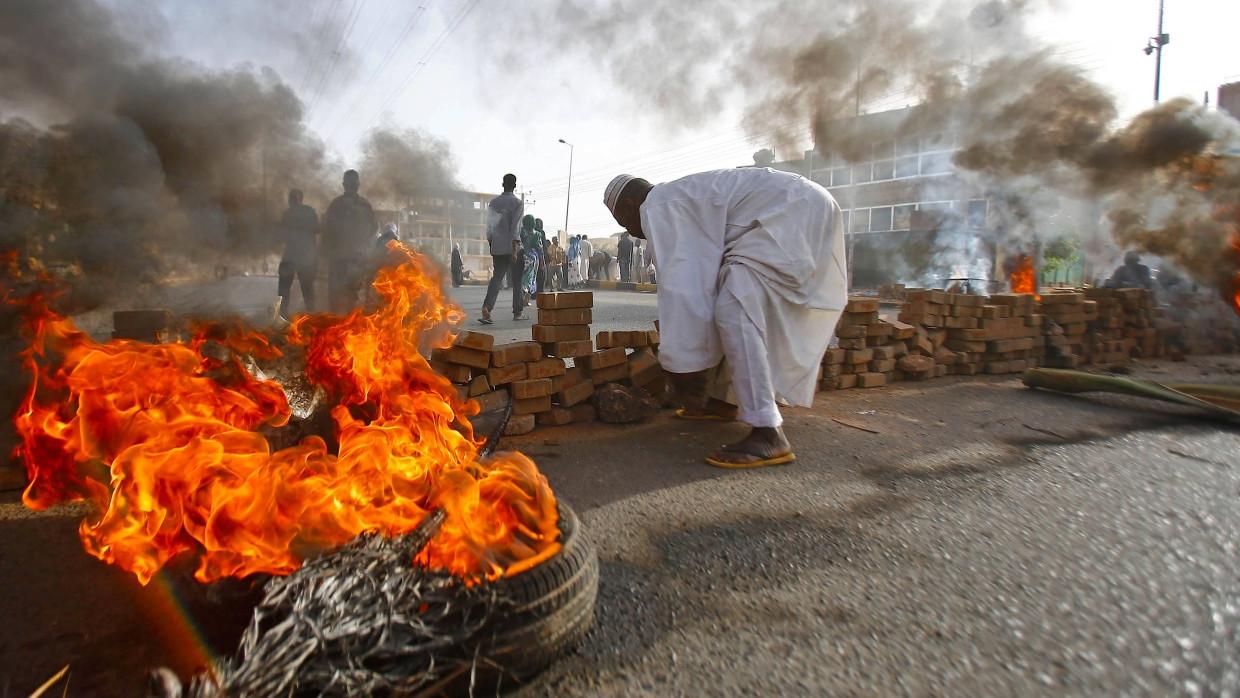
[450,242,464,287]
[519,214,541,311]
[275,187,319,319]
[322,169,377,313]
[618,232,634,282]
[603,168,847,469]
[548,236,567,291]
[534,218,550,294]
[480,173,524,324]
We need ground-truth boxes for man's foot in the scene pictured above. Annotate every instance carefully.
[513,314,529,320]
[704,427,795,469]
[675,398,739,421]
[480,308,493,325]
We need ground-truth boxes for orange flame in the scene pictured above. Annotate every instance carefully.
[1231,233,1240,316]
[1009,254,1037,297]
[11,242,560,585]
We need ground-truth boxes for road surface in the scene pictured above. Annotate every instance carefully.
[2,275,1238,696]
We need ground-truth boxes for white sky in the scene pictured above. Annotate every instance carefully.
[156,0,1240,237]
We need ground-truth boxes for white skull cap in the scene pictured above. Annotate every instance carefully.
[603,174,637,215]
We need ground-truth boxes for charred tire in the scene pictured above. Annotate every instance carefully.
[469,501,598,688]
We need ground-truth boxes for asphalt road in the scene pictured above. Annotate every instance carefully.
[3,275,1239,696]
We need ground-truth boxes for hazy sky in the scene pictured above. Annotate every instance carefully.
[145,0,1239,237]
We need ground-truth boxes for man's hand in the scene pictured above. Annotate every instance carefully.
[512,241,521,257]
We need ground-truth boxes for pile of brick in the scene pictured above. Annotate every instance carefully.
[894,289,1044,376]
[819,297,917,390]
[431,291,665,436]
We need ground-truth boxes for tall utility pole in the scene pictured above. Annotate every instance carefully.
[1144,0,1170,103]
[559,139,574,236]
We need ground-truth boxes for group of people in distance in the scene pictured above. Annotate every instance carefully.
[275,169,388,320]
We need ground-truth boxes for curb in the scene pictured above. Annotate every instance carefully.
[585,280,657,293]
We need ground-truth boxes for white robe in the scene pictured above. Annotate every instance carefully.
[641,168,847,424]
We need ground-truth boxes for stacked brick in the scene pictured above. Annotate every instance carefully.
[533,292,594,360]
[429,291,670,436]
[819,297,917,390]
[818,282,1240,396]
[954,293,1044,375]
[431,331,562,435]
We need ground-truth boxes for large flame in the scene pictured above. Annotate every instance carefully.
[11,242,560,585]
[1009,254,1037,296]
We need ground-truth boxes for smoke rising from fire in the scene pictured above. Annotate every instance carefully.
[0,0,459,296]
[492,0,1239,299]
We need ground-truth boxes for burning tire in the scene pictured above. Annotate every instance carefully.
[468,501,599,688]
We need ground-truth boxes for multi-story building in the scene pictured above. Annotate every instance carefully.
[1220,82,1240,125]
[387,188,502,278]
[769,107,1003,291]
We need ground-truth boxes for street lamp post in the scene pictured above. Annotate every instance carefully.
[558,139,574,236]
[1144,0,1170,103]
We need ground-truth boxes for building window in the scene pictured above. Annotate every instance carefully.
[854,162,873,184]
[896,136,920,156]
[896,156,919,178]
[923,131,954,151]
[870,206,893,232]
[920,151,953,175]
[894,204,914,230]
[968,199,988,227]
[850,208,870,233]
[831,167,851,186]
[872,159,894,181]
[840,210,850,232]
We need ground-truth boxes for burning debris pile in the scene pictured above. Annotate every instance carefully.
[12,242,564,584]
[10,242,601,691]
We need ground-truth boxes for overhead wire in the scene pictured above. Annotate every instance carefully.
[299,0,346,95]
[324,0,432,139]
[350,0,483,147]
[307,0,369,118]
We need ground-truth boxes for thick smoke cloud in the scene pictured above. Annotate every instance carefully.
[359,128,459,205]
[0,0,460,300]
[492,0,1240,301]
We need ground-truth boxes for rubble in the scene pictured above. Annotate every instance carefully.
[821,286,1239,392]
[432,287,1237,435]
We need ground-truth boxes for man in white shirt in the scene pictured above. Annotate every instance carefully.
[603,168,847,468]
[577,235,594,281]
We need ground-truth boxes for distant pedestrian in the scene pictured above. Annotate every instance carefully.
[519,214,541,310]
[618,232,634,282]
[322,170,377,313]
[566,235,582,288]
[480,173,524,324]
[276,187,319,319]
[450,242,464,287]
[535,218,550,293]
[1104,251,1153,290]
[578,235,593,281]
[590,249,613,281]
[549,236,566,290]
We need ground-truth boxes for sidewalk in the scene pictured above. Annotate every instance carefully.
[585,279,658,293]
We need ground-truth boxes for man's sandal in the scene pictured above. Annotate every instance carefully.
[704,449,797,469]
[674,408,735,421]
